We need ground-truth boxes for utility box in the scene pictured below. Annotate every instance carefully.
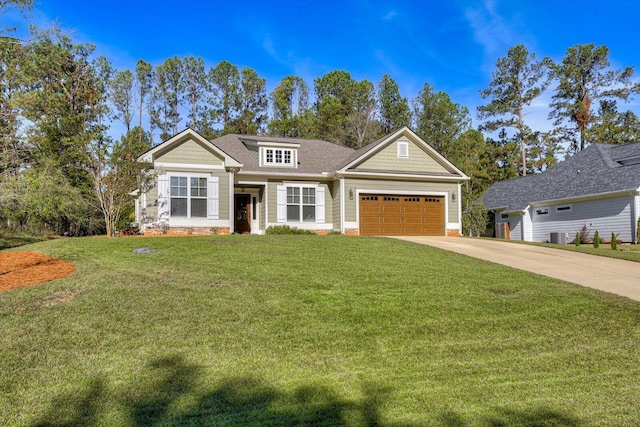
[550,232,568,245]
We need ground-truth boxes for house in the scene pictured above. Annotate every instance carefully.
[482,142,640,243]
[132,127,468,236]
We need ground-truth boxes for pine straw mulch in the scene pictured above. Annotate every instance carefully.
[0,252,76,292]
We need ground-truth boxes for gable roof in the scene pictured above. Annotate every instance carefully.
[482,142,640,212]
[140,127,469,181]
[337,127,469,180]
[211,133,354,175]
[138,128,242,168]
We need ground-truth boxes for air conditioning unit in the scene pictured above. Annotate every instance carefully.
[550,232,568,245]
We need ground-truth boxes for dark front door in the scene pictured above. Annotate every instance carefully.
[235,194,251,234]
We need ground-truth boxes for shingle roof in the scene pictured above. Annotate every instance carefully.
[212,134,355,174]
[482,142,640,212]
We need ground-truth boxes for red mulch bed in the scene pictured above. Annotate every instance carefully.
[0,252,76,292]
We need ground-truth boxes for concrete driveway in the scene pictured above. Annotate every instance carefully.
[394,236,640,302]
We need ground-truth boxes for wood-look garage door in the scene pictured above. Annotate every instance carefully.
[359,194,445,236]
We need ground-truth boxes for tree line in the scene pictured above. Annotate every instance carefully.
[1,0,639,238]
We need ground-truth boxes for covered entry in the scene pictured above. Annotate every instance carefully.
[359,194,445,236]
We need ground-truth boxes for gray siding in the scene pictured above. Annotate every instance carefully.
[343,178,459,223]
[155,138,224,166]
[143,169,230,223]
[531,196,634,242]
[266,180,333,225]
[355,136,450,174]
[332,180,341,231]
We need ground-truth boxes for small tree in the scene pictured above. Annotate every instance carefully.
[463,201,488,237]
[593,230,600,248]
[611,232,618,250]
[575,232,580,247]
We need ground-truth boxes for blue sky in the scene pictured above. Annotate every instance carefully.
[7,0,640,134]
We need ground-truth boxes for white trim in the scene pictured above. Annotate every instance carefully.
[355,189,450,235]
[357,189,449,196]
[155,162,225,170]
[338,126,469,180]
[256,141,301,148]
[229,171,235,234]
[157,175,169,220]
[397,141,409,158]
[340,178,346,233]
[457,182,462,235]
[138,128,242,168]
[260,147,297,168]
[237,180,268,186]
[237,170,329,178]
[340,170,468,181]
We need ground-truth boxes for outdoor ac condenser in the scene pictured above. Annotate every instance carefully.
[550,232,568,245]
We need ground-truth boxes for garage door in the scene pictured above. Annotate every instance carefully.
[359,194,445,236]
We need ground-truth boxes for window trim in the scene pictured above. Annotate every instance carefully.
[397,141,409,158]
[261,147,296,167]
[167,172,217,219]
[277,183,325,224]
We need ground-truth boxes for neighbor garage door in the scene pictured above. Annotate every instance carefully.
[359,194,445,236]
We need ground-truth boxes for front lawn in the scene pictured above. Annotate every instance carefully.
[1,236,638,426]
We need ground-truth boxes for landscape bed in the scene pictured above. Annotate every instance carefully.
[0,235,638,426]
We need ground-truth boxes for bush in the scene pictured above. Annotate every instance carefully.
[593,230,600,248]
[575,232,580,247]
[463,200,488,237]
[611,232,618,250]
[266,225,317,235]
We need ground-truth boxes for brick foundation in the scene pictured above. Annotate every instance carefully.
[344,229,360,236]
[446,229,461,237]
[144,227,230,236]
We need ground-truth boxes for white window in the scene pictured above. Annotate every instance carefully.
[170,176,207,218]
[277,184,324,223]
[398,141,409,158]
[285,187,316,222]
[158,175,218,220]
[264,148,295,166]
[556,205,572,213]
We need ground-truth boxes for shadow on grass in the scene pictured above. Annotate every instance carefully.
[32,355,580,426]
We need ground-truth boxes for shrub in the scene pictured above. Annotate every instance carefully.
[575,232,580,247]
[611,232,618,250]
[463,201,488,237]
[266,225,316,235]
[593,230,600,248]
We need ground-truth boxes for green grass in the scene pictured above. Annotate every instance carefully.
[0,230,48,250]
[1,236,639,426]
[514,239,640,262]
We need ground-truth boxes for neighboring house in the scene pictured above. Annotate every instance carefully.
[132,127,468,236]
[482,142,640,243]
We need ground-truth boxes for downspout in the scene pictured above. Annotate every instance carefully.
[457,181,462,236]
[340,176,345,234]
[632,191,638,244]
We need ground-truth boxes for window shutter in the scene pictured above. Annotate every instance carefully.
[277,185,286,223]
[316,186,325,223]
[207,176,219,219]
[157,175,169,220]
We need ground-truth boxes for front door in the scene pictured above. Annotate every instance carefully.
[235,194,251,234]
